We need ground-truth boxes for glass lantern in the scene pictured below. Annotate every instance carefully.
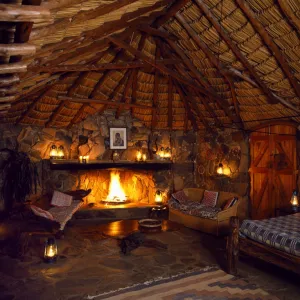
[57,145,65,159]
[49,145,57,159]
[155,190,163,205]
[44,237,58,263]
[216,163,224,175]
[290,190,299,212]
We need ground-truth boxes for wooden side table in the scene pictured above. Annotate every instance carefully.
[275,206,300,217]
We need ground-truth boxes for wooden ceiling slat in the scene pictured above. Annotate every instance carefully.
[0,44,36,56]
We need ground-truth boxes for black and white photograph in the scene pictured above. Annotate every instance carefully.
[109,127,127,149]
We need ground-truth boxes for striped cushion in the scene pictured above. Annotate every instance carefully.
[171,190,189,204]
[201,190,218,207]
[31,205,54,220]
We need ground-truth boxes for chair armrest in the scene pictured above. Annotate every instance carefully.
[217,205,238,221]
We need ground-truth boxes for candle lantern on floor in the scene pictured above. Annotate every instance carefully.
[50,145,58,159]
[44,237,58,263]
[290,190,299,212]
[57,145,65,159]
[155,190,163,205]
[216,163,224,175]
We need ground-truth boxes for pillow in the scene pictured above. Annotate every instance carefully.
[201,190,218,207]
[171,190,189,204]
[223,197,238,210]
[51,190,73,207]
[31,205,54,220]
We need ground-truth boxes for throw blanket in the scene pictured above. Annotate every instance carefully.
[169,197,221,220]
[240,213,300,257]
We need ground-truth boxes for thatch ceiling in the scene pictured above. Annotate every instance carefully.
[1,0,300,130]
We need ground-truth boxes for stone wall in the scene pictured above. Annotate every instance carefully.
[0,110,196,208]
[195,128,250,197]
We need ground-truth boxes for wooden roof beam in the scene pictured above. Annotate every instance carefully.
[277,0,300,33]
[236,0,300,99]
[168,77,173,129]
[152,0,191,28]
[157,36,239,125]
[108,36,215,97]
[151,43,160,129]
[138,24,178,40]
[194,0,300,112]
[30,59,180,73]
[0,62,27,74]
[58,96,154,110]
[0,75,19,87]
[0,4,51,23]
[0,44,36,56]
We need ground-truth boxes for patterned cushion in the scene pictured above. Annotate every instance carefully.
[51,190,73,207]
[31,205,54,220]
[169,198,221,220]
[240,214,300,257]
[202,190,218,207]
[171,190,189,204]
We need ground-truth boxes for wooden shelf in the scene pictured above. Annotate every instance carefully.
[49,159,172,171]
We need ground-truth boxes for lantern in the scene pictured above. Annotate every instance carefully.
[164,147,171,159]
[159,147,165,158]
[290,190,299,212]
[136,150,142,162]
[44,237,58,263]
[57,145,65,159]
[217,163,224,175]
[50,145,57,159]
[142,154,147,162]
[155,190,163,205]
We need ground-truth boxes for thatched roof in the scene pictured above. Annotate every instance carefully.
[1,0,300,130]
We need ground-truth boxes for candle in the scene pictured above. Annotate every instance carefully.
[136,151,142,161]
[79,156,83,163]
[86,155,90,163]
[142,154,147,161]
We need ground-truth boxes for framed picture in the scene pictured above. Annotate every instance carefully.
[109,127,127,150]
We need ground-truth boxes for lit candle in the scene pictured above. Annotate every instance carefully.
[142,154,147,162]
[217,163,224,175]
[136,151,142,161]
[82,156,87,163]
[79,156,83,163]
[86,155,90,163]
[50,145,58,159]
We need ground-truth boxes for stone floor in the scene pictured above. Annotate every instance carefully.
[0,218,300,300]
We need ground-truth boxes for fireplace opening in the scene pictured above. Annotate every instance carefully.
[102,171,129,204]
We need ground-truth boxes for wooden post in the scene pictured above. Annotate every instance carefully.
[226,216,239,275]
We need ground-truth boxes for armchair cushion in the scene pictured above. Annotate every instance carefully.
[222,197,238,210]
[171,190,189,203]
[202,190,218,207]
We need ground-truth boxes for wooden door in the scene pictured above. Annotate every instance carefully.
[250,124,297,219]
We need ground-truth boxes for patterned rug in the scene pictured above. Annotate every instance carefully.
[87,267,278,300]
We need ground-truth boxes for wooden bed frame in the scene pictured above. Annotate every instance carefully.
[226,216,300,275]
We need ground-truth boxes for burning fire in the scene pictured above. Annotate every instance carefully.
[105,171,127,203]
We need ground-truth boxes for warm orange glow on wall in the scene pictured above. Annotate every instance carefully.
[105,171,127,203]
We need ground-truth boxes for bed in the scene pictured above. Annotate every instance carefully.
[226,214,300,275]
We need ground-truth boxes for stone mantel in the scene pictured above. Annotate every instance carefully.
[49,159,173,171]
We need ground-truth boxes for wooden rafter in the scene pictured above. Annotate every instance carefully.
[58,96,154,110]
[0,75,19,88]
[236,0,300,99]
[108,36,218,97]
[277,0,300,33]
[152,0,191,28]
[194,0,299,110]
[138,24,178,40]
[0,44,36,56]
[174,82,200,131]
[115,69,136,119]
[157,36,239,125]
[151,43,160,129]
[168,76,173,129]
[30,59,180,73]
[0,4,51,23]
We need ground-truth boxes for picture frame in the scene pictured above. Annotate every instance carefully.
[109,127,127,150]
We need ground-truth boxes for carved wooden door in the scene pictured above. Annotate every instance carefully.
[250,125,296,219]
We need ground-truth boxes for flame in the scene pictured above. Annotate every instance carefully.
[105,171,127,202]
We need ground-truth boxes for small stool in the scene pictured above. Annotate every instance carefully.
[149,205,169,219]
